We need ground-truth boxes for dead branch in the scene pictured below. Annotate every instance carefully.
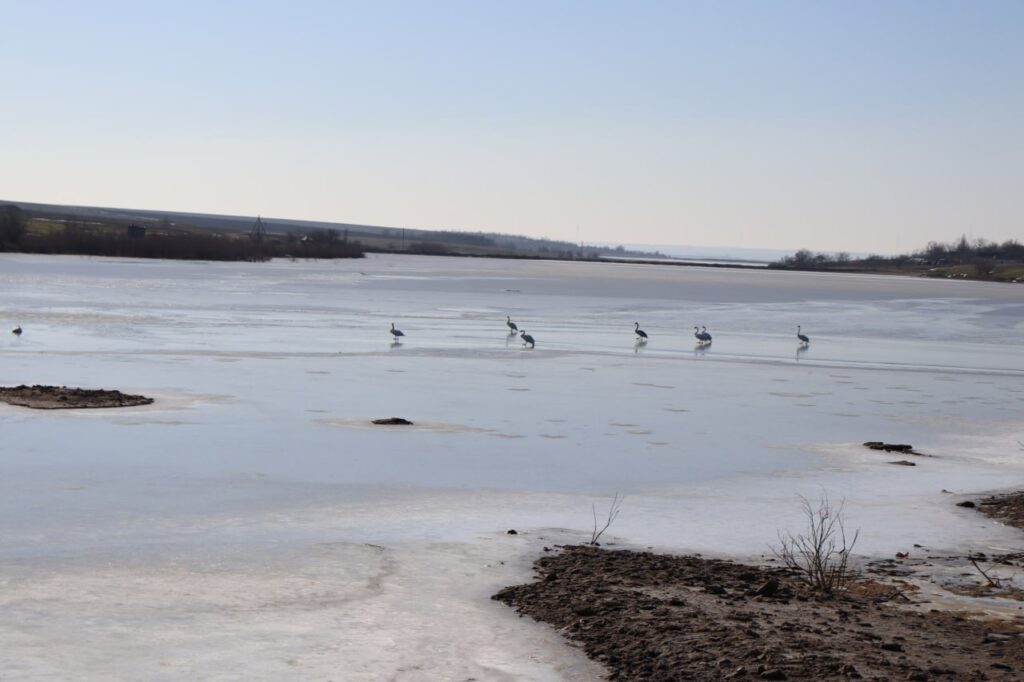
[590,493,623,545]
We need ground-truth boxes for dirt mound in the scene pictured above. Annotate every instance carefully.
[371,417,414,425]
[0,385,154,409]
[493,545,1024,681]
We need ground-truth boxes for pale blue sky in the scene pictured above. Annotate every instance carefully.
[1,1,1021,252]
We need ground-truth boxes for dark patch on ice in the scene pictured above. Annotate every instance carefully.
[372,417,414,425]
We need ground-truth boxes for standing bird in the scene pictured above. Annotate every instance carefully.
[520,330,535,348]
[390,322,405,342]
[506,315,518,334]
[700,326,712,344]
[796,325,810,345]
[634,322,648,341]
[11,325,22,336]
[694,326,703,344]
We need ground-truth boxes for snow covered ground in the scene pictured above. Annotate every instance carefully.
[1,253,1023,679]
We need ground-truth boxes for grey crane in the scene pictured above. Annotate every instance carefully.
[797,325,810,345]
[506,315,518,333]
[520,330,535,348]
[634,322,648,341]
[390,322,405,341]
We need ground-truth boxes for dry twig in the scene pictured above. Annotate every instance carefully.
[590,493,623,545]
[969,554,1002,588]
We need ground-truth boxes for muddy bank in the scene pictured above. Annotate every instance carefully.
[977,492,1024,531]
[494,545,1023,681]
[0,385,154,409]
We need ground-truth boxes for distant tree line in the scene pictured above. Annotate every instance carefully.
[0,205,27,248]
[771,236,1024,281]
[0,205,365,261]
[918,236,1024,264]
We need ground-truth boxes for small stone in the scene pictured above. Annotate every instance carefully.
[755,579,780,597]
[505,529,518,535]
[888,460,916,466]
[881,642,904,652]
[371,417,413,425]
[956,500,976,508]
[840,663,861,678]
[760,670,787,680]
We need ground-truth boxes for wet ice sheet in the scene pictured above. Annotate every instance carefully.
[1,253,1024,679]
[0,535,604,681]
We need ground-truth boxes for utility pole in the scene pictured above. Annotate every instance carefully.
[249,215,268,262]
[250,215,267,243]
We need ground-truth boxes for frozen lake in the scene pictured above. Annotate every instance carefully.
[2,253,1023,679]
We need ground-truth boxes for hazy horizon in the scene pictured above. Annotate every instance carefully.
[2,1,1021,253]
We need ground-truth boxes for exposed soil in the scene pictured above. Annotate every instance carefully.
[977,492,1024,531]
[0,385,153,409]
[371,417,414,425]
[493,545,1024,681]
[862,442,931,457]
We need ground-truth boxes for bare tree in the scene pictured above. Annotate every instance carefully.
[589,493,623,545]
[774,494,860,596]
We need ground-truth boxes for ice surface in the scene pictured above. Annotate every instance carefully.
[2,253,1023,678]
